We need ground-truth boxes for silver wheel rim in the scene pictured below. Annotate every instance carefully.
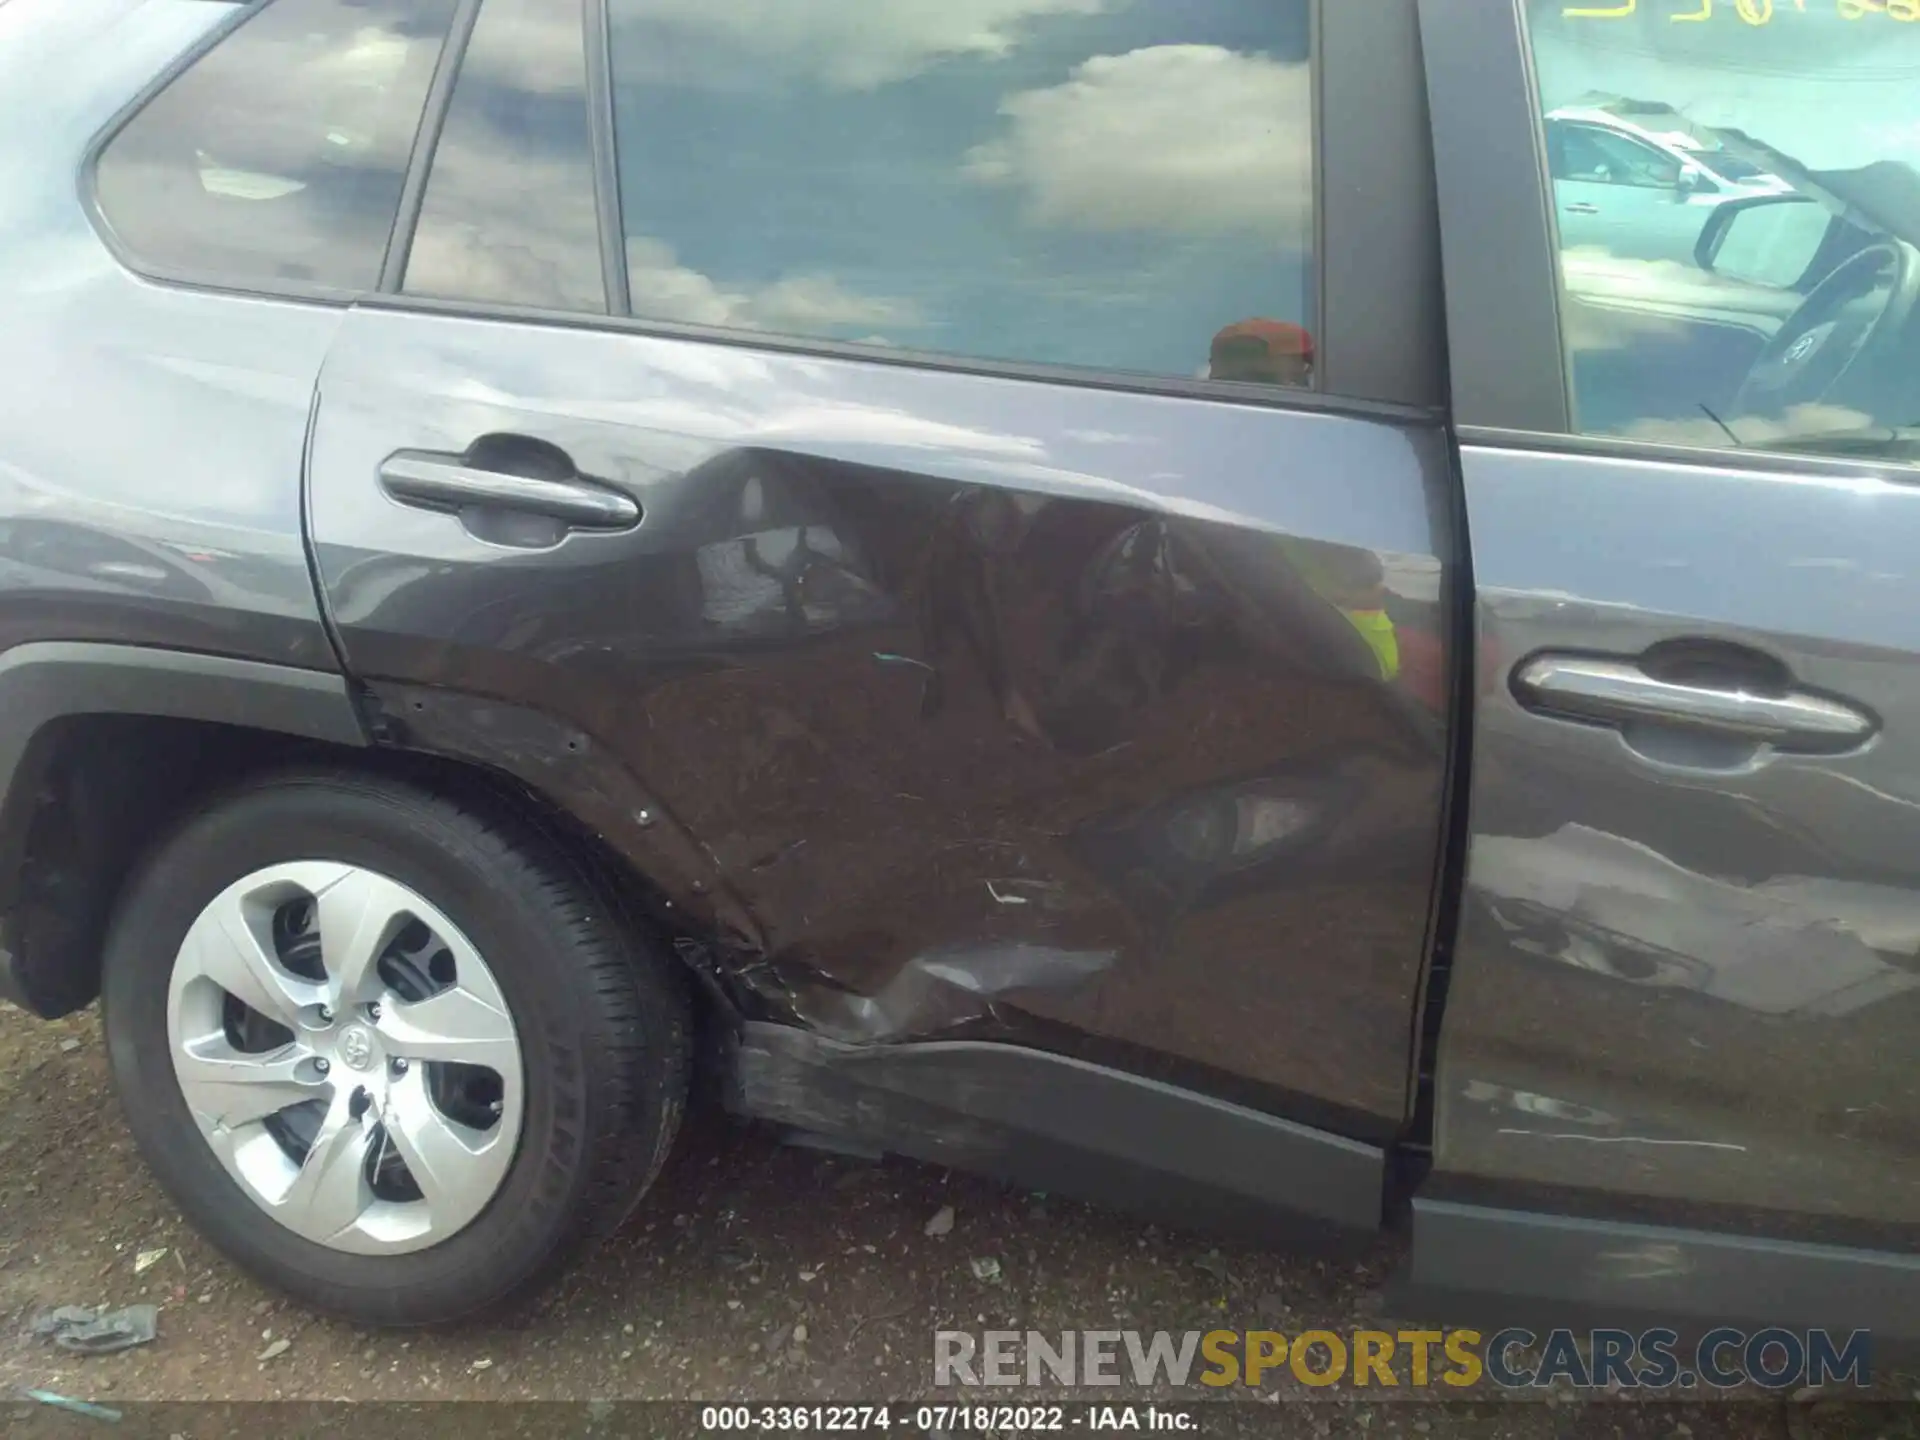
[164,862,525,1255]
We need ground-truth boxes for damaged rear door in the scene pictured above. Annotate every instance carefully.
[307,0,1455,1218]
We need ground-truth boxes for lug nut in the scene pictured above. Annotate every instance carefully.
[314,1057,330,1075]
[367,1002,381,1021]
[390,1058,409,1075]
[317,1005,333,1024]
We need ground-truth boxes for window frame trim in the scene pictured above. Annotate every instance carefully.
[1315,0,1448,409]
[378,0,485,295]
[1417,0,1572,435]
[76,0,347,303]
[576,0,1446,411]
[80,0,1447,419]
[1458,422,1920,487]
[79,0,464,306]
[353,287,1438,425]
[583,0,630,316]
[390,0,611,316]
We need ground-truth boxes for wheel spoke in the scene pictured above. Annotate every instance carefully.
[186,895,322,1027]
[383,1080,495,1208]
[175,1039,321,1131]
[378,986,518,1074]
[276,1093,373,1243]
[313,868,410,1011]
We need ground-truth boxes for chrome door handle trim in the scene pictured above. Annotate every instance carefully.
[379,454,640,529]
[1564,202,1601,214]
[1513,655,1874,747]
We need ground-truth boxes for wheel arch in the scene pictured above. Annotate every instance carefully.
[0,644,367,1017]
[0,645,739,1030]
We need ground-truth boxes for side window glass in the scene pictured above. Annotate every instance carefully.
[404,0,605,313]
[1545,122,1572,180]
[1560,124,1680,188]
[607,0,1316,387]
[1525,2,1920,462]
[93,0,458,292]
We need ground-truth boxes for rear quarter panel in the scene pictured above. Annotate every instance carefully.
[0,0,338,670]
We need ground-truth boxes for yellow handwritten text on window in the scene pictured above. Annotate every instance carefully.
[1561,0,1880,18]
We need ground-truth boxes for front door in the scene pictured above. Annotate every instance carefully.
[1421,0,1920,1302]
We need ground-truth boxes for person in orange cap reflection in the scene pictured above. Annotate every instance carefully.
[1208,318,1314,387]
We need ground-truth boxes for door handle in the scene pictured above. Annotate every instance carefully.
[1513,654,1875,752]
[1564,202,1601,215]
[379,453,640,530]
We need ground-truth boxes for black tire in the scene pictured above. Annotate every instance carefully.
[100,768,690,1326]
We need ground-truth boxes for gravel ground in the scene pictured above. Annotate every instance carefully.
[0,1003,1913,1439]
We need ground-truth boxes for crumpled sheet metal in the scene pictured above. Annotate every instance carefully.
[784,942,1116,1044]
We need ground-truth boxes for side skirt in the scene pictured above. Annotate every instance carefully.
[1394,1197,1920,1352]
[729,1022,1385,1243]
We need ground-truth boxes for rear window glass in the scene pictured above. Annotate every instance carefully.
[607,0,1318,387]
[93,0,457,292]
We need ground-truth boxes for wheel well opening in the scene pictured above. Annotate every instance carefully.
[4,715,724,1039]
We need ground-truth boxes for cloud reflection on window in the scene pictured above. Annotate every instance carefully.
[964,45,1312,240]
[609,0,1315,383]
[404,0,604,314]
[614,0,1108,91]
[94,0,456,290]
[623,237,924,334]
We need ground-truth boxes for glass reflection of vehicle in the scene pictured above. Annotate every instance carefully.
[1561,117,1920,453]
[1547,103,1788,265]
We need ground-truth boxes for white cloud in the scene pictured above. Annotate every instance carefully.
[405,150,604,313]
[964,45,1313,238]
[457,3,592,93]
[748,275,921,331]
[167,8,447,181]
[624,237,741,327]
[624,0,1105,89]
[404,0,604,325]
[625,236,923,334]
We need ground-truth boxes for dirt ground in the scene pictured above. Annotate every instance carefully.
[0,1004,1914,1439]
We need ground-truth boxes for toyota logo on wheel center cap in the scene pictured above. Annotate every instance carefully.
[337,1026,375,1071]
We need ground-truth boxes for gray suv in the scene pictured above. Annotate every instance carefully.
[1,0,1917,1337]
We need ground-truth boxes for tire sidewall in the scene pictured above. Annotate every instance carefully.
[102,779,624,1321]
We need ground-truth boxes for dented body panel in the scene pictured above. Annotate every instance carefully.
[309,308,1455,1136]
[731,1022,1386,1236]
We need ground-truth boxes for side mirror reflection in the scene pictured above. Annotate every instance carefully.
[1693,193,1831,288]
